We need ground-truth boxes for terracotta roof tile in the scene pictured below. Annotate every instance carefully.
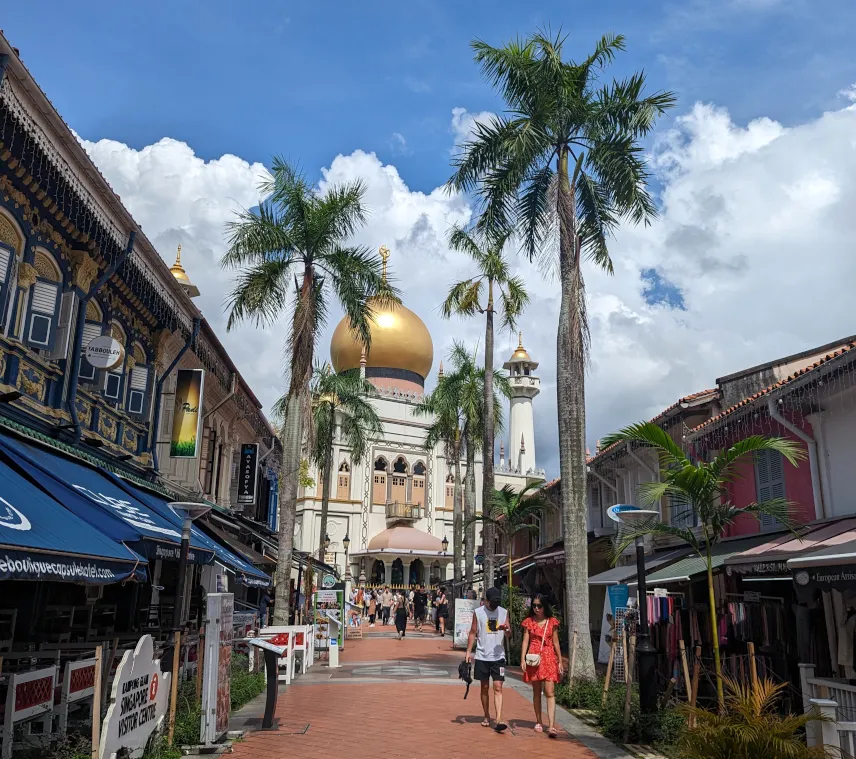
[691,342,856,435]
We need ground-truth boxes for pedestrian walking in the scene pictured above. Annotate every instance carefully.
[413,584,427,631]
[436,587,449,636]
[368,591,377,627]
[465,587,510,732]
[394,593,408,639]
[381,586,393,625]
[520,593,563,737]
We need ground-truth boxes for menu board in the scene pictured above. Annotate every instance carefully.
[313,589,344,650]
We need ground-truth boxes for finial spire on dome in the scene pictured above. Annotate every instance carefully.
[518,330,523,348]
[175,243,182,266]
[170,243,200,298]
[379,244,390,283]
[438,360,444,378]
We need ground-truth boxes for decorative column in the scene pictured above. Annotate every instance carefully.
[403,561,411,588]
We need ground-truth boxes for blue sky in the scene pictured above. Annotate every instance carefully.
[5,0,856,194]
[5,1,856,475]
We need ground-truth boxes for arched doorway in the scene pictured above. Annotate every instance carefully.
[371,559,385,585]
[409,558,424,586]
[391,558,404,585]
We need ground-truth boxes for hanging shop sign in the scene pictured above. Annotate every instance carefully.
[321,574,337,589]
[85,335,125,371]
[170,369,205,458]
[793,565,856,594]
[606,504,640,522]
[725,560,789,577]
[99,635,170,759]
[201,592,234,745]
[236,443,259,506]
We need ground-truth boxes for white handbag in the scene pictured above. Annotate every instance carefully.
[525,619,550,667]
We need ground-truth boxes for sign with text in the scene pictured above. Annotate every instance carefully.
[85,335,125,371]
[236,443,259,506]
[170,369,205,458]
[99,635,170,759]
[313,589,343,650]
[453,598,479,649]
[201,593,234,745]
[608,584,630,614]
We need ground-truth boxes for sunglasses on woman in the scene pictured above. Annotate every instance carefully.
[532,603,543,609]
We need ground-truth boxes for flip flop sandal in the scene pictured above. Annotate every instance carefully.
[548,727,559,738]
[495,723,508,733]
[481,719,491,727]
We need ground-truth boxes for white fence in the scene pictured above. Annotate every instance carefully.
[799,663,856,756]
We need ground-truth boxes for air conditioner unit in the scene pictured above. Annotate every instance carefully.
[85,585,104,604]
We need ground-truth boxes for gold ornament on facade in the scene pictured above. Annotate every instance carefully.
[99,414,116,441]
[70,249,100,292]
[85,299,103,322]
[0,213,21,250]
[33,250,61,282]
[125,355,136,372]
[16,262,38,290]
[37,218,65,250]
[0,175,31,217]
[153,328,172,367]
[123,428,136,452]
[18,370,45,402]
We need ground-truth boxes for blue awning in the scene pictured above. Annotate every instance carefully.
[0,436,214,565]
[121,483,271,588]
[0,450,146,584]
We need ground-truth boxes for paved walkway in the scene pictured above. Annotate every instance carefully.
[230,622,631,759]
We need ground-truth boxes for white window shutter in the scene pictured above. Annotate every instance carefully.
[0,245,11,284]
[31,281,59,313]
[46,291,78,361]
[26,281,60,348]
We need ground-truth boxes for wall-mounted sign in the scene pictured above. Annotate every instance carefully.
[321,574,336,589]
[85,335,125,371]
[170,369,205,458]
[99,635,170,759]
[237,443,259,506]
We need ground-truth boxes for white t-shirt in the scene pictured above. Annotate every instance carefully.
[474,605,508,662]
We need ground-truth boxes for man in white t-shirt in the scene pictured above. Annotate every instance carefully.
[465,587,510,732]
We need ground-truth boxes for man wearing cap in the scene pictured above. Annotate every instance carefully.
[465,587,511,732]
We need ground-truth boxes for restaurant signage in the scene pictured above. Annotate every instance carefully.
[99,635,170,759]
[201,593,233,744]
[726,560,789,576]
[170,369,205,458]
[236,443,259,506]
[793,565,856,592]
[85,335,125,371]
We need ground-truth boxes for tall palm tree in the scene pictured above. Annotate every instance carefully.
[442,225,529,589]
[603,422,804,708]
[469,483,550,630]
[448,31,676,677]
[305,364,382,561]
[222,158,391,624]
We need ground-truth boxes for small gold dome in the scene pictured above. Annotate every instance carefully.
[330,297,433,379]
[510,331,531,362]
[170,244,200,298]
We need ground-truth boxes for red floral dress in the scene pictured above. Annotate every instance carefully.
[522,617,560,683]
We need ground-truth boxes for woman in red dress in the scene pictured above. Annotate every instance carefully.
[520,594,563,737]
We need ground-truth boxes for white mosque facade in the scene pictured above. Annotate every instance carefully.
[293,258,545,588]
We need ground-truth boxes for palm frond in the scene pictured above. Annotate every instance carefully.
[600,421,691,470]
[710,435,806,481]
[224,258,293,330]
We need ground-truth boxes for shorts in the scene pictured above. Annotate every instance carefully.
[474,658,506,683]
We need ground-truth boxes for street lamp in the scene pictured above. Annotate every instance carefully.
[324,534,331,551]
[167,502,212,630]
[343,534,351,580]
[616,505,660,714]
[441,535,449,552]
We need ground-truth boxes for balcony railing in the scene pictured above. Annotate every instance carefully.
[385,501,424,521]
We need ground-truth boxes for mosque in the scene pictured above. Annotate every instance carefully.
[293,248,545,588]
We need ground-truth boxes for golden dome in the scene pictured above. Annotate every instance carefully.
[510,331,531,362]
[170,244,200,297]
[330,297,433,379]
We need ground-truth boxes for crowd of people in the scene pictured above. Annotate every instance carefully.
[350,584,458,638]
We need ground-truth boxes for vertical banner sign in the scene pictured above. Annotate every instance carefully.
[313,589,343,650]
[453,598,479,649]
[201,592,233,745]
[237,443,259,506]
[171,369,205,458]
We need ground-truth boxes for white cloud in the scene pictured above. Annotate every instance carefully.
[389,132,409,155]
[81,97,856,479]
[839,83,856,103]
[450,106,496,148]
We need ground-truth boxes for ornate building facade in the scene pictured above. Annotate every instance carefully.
[294,251,546,587]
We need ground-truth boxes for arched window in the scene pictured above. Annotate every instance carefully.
[336,460,351,500]
[390,456,407,503]
[126,343,152,416]
[444,472,454,508]
[24,248,62,351]
[412,461,426,507]
[102,321,127,403]
[413,462,426,476]
[372,457,388,505]
[0,210,23,332]
[78,299,104,383]
[393,456,408,474]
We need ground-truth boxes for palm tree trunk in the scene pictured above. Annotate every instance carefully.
[482,281,496,590]
[706,555,725,709]
[273,391,304,624]
[453,438,463,593]
[556,146,595,679]
[464,431,476,587]
[317,445,333,561]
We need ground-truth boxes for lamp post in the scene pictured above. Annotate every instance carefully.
[616,506,660,714]
[167,502,212,630]
[343,533,351,580]
[442,535,449,552]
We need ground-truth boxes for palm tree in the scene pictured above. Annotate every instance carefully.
[221,157,391,624]
[443,225,529,590]
[305,364,382,561]
[603,422,804,708]
[448,31,676,677]
[470,483,550,630]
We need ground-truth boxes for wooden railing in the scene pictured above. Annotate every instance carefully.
[385,501,424,520]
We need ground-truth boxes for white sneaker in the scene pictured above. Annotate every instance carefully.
[370,623,375,627]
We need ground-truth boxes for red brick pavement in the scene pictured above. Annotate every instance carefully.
[230,634,598,759]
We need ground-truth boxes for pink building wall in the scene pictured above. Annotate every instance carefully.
[716,415,816,537]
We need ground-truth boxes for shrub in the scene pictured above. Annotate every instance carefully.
[230,653,265,710]
[557,677,604,710]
